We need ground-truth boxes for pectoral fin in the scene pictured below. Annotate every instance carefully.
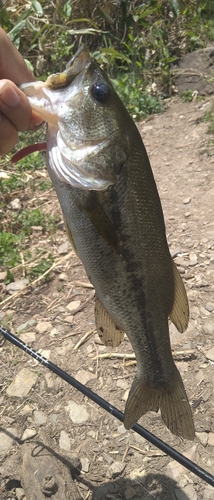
[95,298,124,347]
[79,193,119,252]
[169,259,189,333]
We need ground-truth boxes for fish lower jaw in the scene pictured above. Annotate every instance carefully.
[47,143,113,190]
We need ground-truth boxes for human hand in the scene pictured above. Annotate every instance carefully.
[0,28,43,154]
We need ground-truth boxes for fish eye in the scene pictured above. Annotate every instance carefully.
[92,82,111,103]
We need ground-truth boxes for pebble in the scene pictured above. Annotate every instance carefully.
[17,319,37,332]
[6,368,38,397]
[189,252,198,266]
[75,369,96,385]
[59,430,70,451]
[183,197,191,204]
[21,429,37,441]
[8,198,21,210]
[66,401,89,424]
[6,279,29,294]
[208,432,214,446]
[49,326,60,337]
[15,488,25,500]
[66,300,81,312]
[63,315,74,323]
[80,457,90,473]
[57,240,70,254]
[33,410,47,426]
[205,346,214,362]
[196,431,208,446]
[0,427,19,454]
[19,332,36,343]
[0,271,7,281]
[116,378,130,390]
[58,273,68,281]
[106,461,126,479]
[36,321,52,334]
[203,485,214,500]
[38,349,51,360]
[173,484,197,500]
[166,445,197,480]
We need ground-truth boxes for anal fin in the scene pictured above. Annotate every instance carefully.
[95,298,124,347]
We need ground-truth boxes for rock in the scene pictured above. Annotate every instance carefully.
[80,457,89,472]
[21,429,37,441]
[66,401,89,424]
[17,319,37,332]
[189,252,198,266]
[116,378,130,390]
[50,327,60,337]
[174,484,197,500]
[205,346,214,362]
[183,197,191,204]
[38,349,51,359]
[33,410,47,426]
[58,273,68,281]
[117,424,127,434]
[6,368,38,397]
[63,315,74,323]
[15,488,25,500]
[106,461,126,479]
[19,332,36,343]
[0,427,19,455]
[7,279,29,294]
[36,321,52,334]
[203,485,214,500]
[8,198,21,210]
[75,370,96,385]
[59,430,70,451]
[166,445,197,480]
[0,271,7,281]
[196,431,208,446]
[66,300,81,312]
[208,432,214,446]
[57,240,70,254]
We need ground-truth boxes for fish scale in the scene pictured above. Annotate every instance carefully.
[15,46,195,440]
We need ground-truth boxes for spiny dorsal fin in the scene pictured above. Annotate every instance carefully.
[169,259,189,333]
[95,297,124,347]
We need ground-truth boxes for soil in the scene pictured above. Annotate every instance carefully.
[1,96,214,500]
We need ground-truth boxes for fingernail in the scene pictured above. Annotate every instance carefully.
[0,84,20,107]
[34,120,44,128]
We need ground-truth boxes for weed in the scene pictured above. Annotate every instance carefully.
[0,232,23,267]
[30,255,54,281]
[9,209,59,236]
[180,90,195,102]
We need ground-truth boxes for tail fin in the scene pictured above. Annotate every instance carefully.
[124,368,195,440]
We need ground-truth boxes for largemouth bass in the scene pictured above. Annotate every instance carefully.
[15,47,195,439]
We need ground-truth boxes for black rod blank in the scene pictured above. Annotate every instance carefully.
[0,325,214,487]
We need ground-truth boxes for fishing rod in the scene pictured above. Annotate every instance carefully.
[1,325,214,488]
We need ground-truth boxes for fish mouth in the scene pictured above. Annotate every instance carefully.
[48,128,119,191]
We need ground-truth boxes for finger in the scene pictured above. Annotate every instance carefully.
[0,80,43,132]
[0,112,18,154]
[0,28,35,84]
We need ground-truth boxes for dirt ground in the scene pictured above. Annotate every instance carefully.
[1,96,214,499]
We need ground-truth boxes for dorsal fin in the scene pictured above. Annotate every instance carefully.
[169,259,189,333]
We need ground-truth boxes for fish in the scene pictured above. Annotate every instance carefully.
[14,46,195,439]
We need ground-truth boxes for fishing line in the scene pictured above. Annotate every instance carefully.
[1,325,214,488]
